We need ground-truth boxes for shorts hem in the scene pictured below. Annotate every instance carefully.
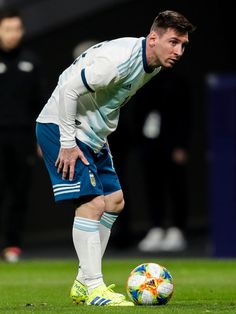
[54,192,103,202]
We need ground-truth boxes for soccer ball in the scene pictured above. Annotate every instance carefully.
[126,262,174,305]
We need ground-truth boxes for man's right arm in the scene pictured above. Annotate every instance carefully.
[58,73,88,149]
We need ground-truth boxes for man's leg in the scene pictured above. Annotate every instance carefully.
[72,191,133,306]
[99,190,124,252]
[73,195,105,293]
[72,190,133,305]
[75,191,124,284]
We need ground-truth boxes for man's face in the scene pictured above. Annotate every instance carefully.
[0,17,24,51]
[149,28,189,68]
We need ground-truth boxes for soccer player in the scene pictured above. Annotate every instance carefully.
[36,10,195,306]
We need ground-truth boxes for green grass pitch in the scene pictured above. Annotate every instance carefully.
[0,258,236,313]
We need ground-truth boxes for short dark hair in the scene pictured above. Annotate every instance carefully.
[0,8,22,24]
[151,10,196,34]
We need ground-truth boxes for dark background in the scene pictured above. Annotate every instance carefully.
[1,0,235,253]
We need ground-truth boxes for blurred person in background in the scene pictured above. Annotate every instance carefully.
[0,8,43,262]
[137,71,191,252]
[36,10,195,306]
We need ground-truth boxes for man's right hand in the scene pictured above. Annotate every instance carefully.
[55,146,89,181]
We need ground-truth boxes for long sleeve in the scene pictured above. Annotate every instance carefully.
[58,73,88,148]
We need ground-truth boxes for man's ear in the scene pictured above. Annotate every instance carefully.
[149,31,158,48]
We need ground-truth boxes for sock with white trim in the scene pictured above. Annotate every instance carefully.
[76,212,119,287]
[99,211,119,256]
[73,217,104,293]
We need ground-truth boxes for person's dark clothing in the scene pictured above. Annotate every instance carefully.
[0,45,43,248]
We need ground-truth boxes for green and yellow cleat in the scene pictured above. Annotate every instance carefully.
[70,280,88,304]
[86,284,134,306]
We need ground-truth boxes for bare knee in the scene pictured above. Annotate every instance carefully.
[75,195,106,220]
[105,190,125,214]
[117,197,125,213]
[113,196,125,213]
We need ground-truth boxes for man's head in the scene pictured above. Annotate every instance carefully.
[0,8,24,51]
[146,10,196,69]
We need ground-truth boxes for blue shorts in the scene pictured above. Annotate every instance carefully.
[36,123,121,202]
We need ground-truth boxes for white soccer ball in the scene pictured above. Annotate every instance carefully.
[127,262,174,305]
